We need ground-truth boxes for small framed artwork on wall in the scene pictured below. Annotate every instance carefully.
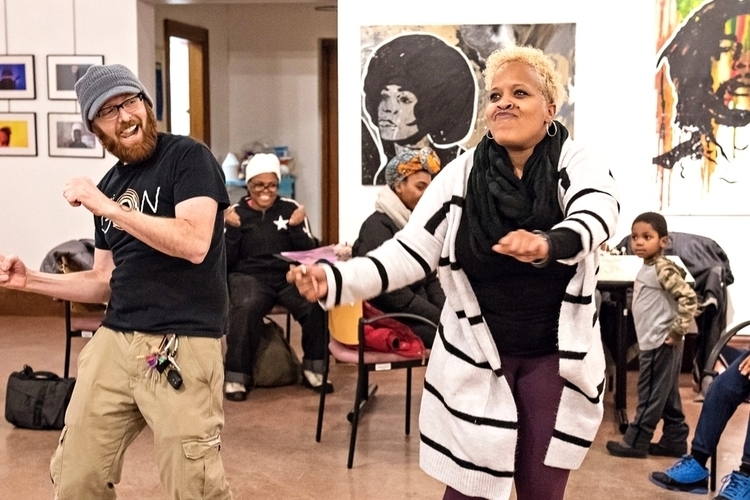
[48,113,104,158]
[0,113,37,157]
[0,55,36,99]
[47,55,104,100]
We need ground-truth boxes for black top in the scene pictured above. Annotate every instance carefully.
[94,133,230,337]
[455,209,580,356]
[225,195,317,275]
[353,210,445,325]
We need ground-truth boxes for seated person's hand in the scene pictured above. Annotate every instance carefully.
[289,205,306,226]
[224,205,240,228]
[286,264,327,302]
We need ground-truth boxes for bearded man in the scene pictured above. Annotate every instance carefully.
[0,64,233,499]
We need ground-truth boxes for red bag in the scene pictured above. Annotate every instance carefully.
[361,302,426,358]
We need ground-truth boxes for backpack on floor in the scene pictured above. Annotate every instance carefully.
[252,318,302,388]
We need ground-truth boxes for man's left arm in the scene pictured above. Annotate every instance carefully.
[110,196,218,264]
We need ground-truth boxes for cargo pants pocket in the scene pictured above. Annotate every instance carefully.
[180,434,230,499]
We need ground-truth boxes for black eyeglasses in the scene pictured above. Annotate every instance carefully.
[249,182,279,193]
[96,93,144,121]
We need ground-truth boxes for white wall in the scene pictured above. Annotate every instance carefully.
[153,3,336,238]
[338,0,749,327]
[0,0,142,269]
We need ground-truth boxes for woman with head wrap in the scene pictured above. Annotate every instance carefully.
[353,147,443,346]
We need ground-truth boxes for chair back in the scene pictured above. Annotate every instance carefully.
[328,301,362,346]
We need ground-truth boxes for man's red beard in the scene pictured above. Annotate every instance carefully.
[93,105,158,164]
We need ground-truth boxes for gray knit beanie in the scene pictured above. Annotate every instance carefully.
[74,64,153,131]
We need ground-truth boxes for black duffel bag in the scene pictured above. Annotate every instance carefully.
[5,365,75,430]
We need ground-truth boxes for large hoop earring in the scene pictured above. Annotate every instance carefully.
[546,121,558,137]
[486,129,493,140]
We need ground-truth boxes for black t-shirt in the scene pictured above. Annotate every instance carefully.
[94,133,230,337]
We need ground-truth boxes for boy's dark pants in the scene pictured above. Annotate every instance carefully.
[624,341,689,450]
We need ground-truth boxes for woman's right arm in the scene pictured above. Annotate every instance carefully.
[319,159,459,309]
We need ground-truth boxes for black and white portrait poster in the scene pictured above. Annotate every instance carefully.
[360,24,576,185]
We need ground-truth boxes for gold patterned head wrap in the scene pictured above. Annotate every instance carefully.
[384,147,441,189]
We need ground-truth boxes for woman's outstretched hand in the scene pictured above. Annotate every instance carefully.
[492,229,549,263]
[286,264,328,302]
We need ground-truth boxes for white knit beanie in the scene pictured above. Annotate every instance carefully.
[244,153,281,183]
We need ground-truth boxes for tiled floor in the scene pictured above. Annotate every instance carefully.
[0,314,747,499]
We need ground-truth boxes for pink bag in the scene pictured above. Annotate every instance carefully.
[361,302,426,358]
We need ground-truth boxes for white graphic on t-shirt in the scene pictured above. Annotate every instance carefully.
[273,215,289,231]
[100,187,161,233]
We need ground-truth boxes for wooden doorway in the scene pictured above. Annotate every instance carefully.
[320,39,339,245]
[164,19,211,147]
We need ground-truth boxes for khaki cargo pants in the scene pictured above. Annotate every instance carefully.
[50,327,232,499]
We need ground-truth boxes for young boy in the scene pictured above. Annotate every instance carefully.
[607,212,698,458]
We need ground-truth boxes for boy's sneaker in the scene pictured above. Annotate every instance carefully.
[606,440,647,458]
[715,470,750,500]
[649,455,708,494]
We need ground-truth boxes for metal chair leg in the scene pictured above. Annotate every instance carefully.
[348,363,368,468]
[64,301,72,379]
[711,449,717,491]
[405,367,412,435]
[285,313,292,343]
[316,324,330,443]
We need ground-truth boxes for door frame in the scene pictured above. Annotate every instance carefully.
[163,19,211,147]
[320,38,338,245]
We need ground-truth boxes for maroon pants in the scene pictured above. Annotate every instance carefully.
[443,353,569,500]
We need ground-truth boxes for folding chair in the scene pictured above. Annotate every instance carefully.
[267,304,293,343]
[315,301,436,468]
[63,300,105,378]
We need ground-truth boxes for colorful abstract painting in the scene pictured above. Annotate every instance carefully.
[360,24,576,185]
[655,0,750,214]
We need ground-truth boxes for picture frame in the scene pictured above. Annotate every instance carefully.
[0,55,36,99]
[47,55,104,100]
[48,113,104,158]
[0,113,37,157]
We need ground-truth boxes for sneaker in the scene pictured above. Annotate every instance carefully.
[715,470,750,500]
[606,440,647,458]
[302,370,334,394]
[649,442,688,458]
[649,455,708,494]
[224,381,247,402]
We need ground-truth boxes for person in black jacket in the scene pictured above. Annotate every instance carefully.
[224,153,330,401]
[352,147,444,347]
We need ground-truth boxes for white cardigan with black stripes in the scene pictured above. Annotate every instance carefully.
[322,138,619,499]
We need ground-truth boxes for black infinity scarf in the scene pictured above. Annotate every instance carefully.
[465,121,569,257]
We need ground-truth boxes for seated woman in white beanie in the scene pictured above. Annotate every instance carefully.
[223,153,330,401]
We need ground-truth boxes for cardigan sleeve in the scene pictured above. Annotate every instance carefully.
[322,162,457,309]
[554,139,620,264]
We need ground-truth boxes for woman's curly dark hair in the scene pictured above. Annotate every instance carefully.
[362,33,477,145]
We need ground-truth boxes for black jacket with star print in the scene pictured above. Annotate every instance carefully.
[225,195,317,275]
